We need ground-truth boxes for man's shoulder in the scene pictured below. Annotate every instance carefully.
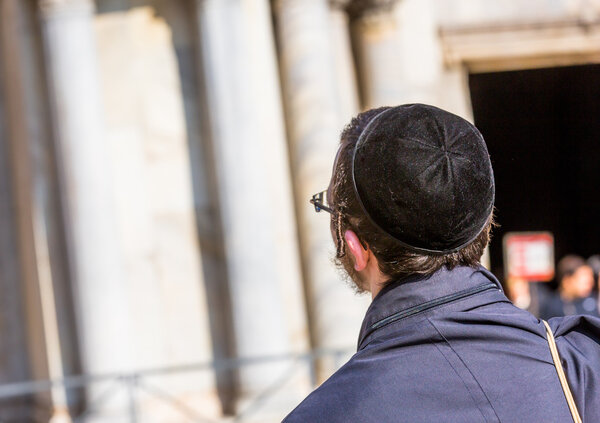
[548,313,600,362]
[282,331,471,423]
[548,313,600,342]
[282,345,421,423]
[282,355,367,423]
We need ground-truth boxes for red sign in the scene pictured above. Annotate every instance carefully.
[503,232,555,281]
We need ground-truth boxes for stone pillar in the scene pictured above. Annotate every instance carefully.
[394,0,472,116]
[194,0,310,419]
[38,0,132,419]
[0,4,48,421]
[349,0,403,108]
[330,0,361,125]
[93,5,222,421]
[0,90,34,423]
[351,0,473,116]
[0,0,80,420]
[274,0,370,382]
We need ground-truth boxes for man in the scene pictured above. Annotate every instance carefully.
[284,104,600,422]
[540,255,599,319]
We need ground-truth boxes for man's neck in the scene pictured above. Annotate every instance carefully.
[365,265,389,299]
[370,281,385,299]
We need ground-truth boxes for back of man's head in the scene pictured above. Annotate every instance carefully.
[328,104,495,283]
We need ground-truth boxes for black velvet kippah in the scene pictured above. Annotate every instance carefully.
[352,103,495,254]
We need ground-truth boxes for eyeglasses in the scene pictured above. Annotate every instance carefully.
[310,190,333,214]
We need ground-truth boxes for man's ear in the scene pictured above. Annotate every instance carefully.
[344,230,368,271]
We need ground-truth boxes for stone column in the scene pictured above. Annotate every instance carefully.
[351,0,473,116]
[394,0,473,116]
[0,3,49,420]
[349,0,403,108]
[92,5,223,420]
[194,0,310,419]
[0,0,80,420]
[38,0,133,419]
[274,0,370,382]
[0,88,34,423]
[330,0,361,126]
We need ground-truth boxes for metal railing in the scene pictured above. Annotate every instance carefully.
[0,348,355,422]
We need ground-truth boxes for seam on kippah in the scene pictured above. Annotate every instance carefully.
[446,150,476,166]
[411,153,448,180]
[447,123,480,150]
[424,106,445,146]
[402,136,439,150]
[448,154,458,233]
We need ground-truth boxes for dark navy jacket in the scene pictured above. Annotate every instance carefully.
[283,266,600,422]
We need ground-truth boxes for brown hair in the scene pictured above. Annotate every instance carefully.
[557,254,586,283]
[328,107,494,283]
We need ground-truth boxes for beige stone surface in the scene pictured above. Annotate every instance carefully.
[435,0,600,27]
[330,5,360,126]
[440,18,600,73]
[196,0,310,416]
[94,3,220,417]
[41,0,132,377]
[353,0,471,116]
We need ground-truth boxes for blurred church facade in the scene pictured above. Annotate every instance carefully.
[0,0,598,421]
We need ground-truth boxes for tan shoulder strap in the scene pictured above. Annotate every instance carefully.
[542,320,583,423]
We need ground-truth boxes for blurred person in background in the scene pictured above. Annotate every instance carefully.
[284,104,600,422]
[589,254,600,314]
[587,254,600,293]
[539,255,599,320]
[505,276,532,311]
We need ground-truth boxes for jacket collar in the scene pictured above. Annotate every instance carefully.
[357,265,503,349]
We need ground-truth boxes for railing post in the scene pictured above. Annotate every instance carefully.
[125,375,138,423]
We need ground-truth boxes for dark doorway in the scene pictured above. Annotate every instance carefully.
[469,64,600,283]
